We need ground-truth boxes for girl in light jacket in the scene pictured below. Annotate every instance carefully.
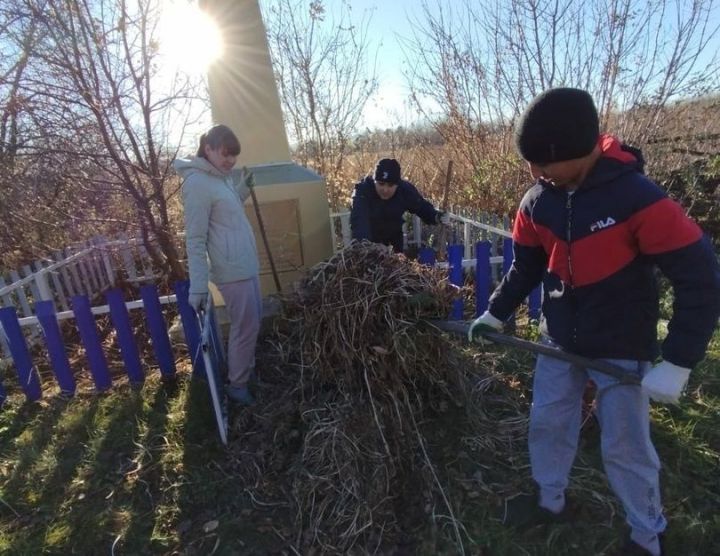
[173,124,261,406]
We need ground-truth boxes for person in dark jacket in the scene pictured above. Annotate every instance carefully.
[350,158,449,253]
[469,88,720,555]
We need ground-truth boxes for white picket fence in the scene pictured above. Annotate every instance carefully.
[0,234,162,357]
[329,209,512,265]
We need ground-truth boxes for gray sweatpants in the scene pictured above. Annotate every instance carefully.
[529,346,666,556]
[217,276,262,387]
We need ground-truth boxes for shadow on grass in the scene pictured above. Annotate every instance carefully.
[0,395,81,513]
[0,394,101,554]
[117,376,182,554]
[173,375,234,554]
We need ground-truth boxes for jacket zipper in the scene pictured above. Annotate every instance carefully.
[566,193,577,347]
[566,193,574,283]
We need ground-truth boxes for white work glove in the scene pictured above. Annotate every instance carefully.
[437,211,451,225]
[641,361,691,404]
[188,292,208,314]
[240,165,255,189]
[230,166,255,195]
[468,311,503,343]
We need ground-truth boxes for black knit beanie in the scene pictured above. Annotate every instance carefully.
[515,88,599,164]
[374,158,401,184]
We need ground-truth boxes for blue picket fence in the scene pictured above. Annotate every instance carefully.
[418,238,541,322]
[0,239,541,408]
[0,281,210,407]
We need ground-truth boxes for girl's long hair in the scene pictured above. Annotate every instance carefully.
[196,124,241,158]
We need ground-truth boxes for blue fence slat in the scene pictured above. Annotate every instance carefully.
[0,378,6,407]
[140,285,176,379]
[529,286,542,320]
[448,244,464,320]
[418,246,435,266]
[0,307,42,402]
[105,289,145,385]
[35,300,76,396]
[474,241,491,317]
[71,295,112,392]
[174,280,205,378]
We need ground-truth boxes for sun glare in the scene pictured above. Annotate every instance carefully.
[159,1,223,73]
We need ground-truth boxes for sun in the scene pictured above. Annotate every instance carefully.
[158,0,224,73]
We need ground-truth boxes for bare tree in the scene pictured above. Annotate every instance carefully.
[263,0,378,210]
[403,0,720,213]
[1,0,208,279]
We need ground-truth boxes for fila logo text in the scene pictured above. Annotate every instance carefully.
[590,217,616,232]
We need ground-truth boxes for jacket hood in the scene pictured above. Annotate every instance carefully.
[582,134,645,189]
[536,134,645,193]
[172,156,226,179]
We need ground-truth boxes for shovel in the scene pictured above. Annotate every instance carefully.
[428,319,641,385]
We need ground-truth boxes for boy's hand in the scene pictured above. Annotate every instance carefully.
[641,361,691,404]
[468,311,503,343]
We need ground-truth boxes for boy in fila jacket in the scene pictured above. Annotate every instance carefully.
[469,88,720,556]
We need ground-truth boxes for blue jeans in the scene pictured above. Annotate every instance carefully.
[529,345,667,552]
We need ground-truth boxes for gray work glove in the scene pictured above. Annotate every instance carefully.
[188,292,208,314]
[467,310,503,344]
[436,211,451,225]
[641,361,691,404]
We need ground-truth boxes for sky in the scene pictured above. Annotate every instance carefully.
[161,0,720,137]
[262,0,440,130]
[342,0,426,129]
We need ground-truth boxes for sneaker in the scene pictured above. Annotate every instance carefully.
[502,492,572,528]
[226,385,256,406]
[612,534,665,556]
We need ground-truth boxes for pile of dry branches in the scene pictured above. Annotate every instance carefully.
[231,242,476,552]
[285,240,459,394]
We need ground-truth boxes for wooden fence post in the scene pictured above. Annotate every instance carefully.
[140,285,177,379]
[31,261,53,302]
[65,247,85,296]
[9,270,32,317]
[105,289,145,385]
[54,250,75,298]
[71,295,112,392]
[96,236,116,288]
[35,300,76,396]
[448,244,464,320]
[0,277,13,359]
[0,306,42,402]
[475,241,492,317]
[118,233,138,282]
[418,247,435,266]
[174,280,205,378]
[340,213,351,249]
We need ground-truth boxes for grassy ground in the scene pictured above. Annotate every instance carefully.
[1,330,719,555]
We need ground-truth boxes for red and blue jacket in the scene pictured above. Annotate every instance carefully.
[489,135,720,367]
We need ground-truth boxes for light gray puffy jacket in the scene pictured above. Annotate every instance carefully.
[173,157,259,293]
